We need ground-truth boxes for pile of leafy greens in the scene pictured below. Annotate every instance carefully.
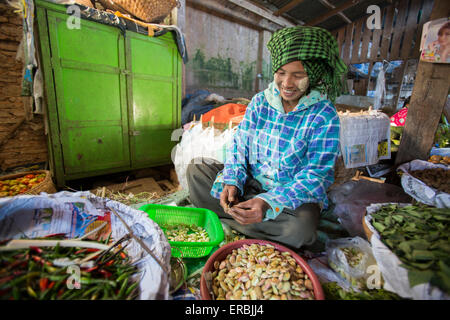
[371,204,450,294]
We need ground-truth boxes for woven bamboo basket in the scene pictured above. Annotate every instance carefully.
[0,170,57,196]
[98,0,178,23]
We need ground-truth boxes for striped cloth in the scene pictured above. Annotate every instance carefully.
[267,26,347,102]
[210,82,340,221]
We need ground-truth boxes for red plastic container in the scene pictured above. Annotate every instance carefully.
[200,239,325,300]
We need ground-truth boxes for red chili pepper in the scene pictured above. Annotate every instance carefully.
[48,281,55,290]
[9,260,27,269]
[120,252,127,259]
[32,255,43,264]
[99,269,112,278]
[85,266,98,273]
[30,246,43,254]
[43,233,66,238]
[0,275,14,285]
[75,248,99,255]
[39,278,49,292]
[57,289,64,297]
[105,260,114,267]
[0,288,11,296]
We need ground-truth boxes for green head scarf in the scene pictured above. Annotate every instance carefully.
[267,26,347,102]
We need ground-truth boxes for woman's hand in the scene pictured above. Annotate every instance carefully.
[220,185,239,213]
[228,198,270,225]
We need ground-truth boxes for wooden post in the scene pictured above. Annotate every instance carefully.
[395,0,450,165]
[255,30,264,93]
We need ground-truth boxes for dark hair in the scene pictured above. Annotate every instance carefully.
[438,21,450,36]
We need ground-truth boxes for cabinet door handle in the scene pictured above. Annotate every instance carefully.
[121,69,131,75]
[130,130,141,136]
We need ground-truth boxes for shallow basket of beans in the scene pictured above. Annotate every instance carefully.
[200,239,324,300]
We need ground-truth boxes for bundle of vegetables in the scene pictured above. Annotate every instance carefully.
[370,204,450,294]
[0,239,139,300]
[0,173,46,197]
[408,168,450,194]
[322,282,404,300]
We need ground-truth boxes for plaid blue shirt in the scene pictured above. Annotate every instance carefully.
[210,82,340,221]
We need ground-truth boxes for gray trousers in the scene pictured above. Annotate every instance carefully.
[186,158,320,249]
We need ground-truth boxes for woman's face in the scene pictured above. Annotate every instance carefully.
[274,61,309,106]
[438,28,450,47]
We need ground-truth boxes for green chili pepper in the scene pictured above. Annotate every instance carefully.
[125,282,139,296]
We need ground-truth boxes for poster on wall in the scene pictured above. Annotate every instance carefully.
[420,17,450,63]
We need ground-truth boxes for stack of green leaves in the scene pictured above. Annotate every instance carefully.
[370,204,450,293]
[322,282,404,300]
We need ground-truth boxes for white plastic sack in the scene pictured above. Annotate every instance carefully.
[326,237,380,291]
[338,110,391,168]
[173,122,236,191]
[398,159,450,208]
[0,191,171,300]
[364,202,449,300]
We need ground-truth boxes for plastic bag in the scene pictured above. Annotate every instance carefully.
[397,159,450,208]
[328,180,412,238]
[326,237,381,290]
[173,122,236,191]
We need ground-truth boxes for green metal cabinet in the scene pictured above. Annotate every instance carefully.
[35,0,181,187]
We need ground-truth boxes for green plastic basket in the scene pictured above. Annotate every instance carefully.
[139,204,225,258]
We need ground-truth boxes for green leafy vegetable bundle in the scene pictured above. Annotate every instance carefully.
[370,204,450,294]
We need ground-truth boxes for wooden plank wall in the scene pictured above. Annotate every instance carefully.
[331,0,434,65]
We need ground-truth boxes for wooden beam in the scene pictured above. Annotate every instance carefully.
[306,0,360,26]
[186,0,279,32]
[395,0,450,165]
[227,0,295,27]
[273,0,306,16]
[318,0,352,24]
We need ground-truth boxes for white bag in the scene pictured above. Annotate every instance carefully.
[173,122,237,191]
[397,159,450,208]
[326,236,380,290]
